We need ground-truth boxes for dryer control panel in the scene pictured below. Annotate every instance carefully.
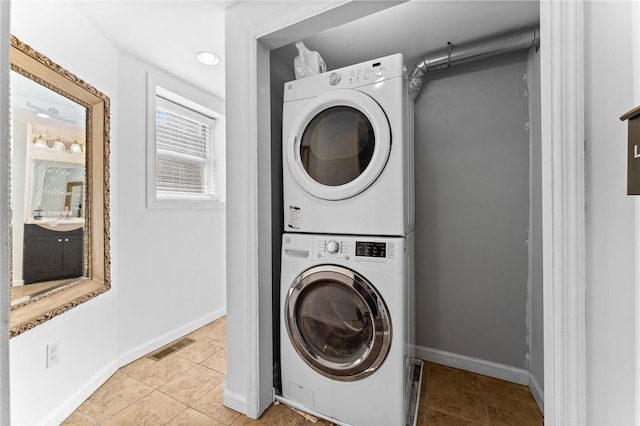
[283,53,406,101]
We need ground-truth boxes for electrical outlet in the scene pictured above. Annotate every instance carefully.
[46,341,59,367]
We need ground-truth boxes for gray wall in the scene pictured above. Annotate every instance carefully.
[415,51,531,369]
[528,48,544,395]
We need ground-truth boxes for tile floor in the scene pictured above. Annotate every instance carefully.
[62,317,543,425]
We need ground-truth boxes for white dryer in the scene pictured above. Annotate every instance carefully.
[282,54,414,237]
[279,232,419,426]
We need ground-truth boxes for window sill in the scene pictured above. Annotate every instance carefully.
[147,199,226,210]
[10,279,109,338]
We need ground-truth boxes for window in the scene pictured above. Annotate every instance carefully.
[147,73,225,208]
[155,97,215,199]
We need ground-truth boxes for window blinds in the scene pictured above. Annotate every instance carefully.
[155,97,216,199]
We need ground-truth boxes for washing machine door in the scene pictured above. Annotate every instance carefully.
[286,89,391,201]
[285,265,392,381]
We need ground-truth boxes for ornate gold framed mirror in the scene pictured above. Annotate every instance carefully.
[9,35,111,337]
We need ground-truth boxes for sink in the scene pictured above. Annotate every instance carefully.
[28,218,85,232]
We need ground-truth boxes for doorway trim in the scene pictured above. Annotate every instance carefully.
[539,1,586,424]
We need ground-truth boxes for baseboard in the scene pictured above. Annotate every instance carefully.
[42,360,118,426]
[528,372,544,412]
[415,345,530,385]
[223,380,248,415]
[118,307,226,367]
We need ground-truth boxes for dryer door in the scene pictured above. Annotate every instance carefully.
[286,89,391,200]
[285,265,392,381]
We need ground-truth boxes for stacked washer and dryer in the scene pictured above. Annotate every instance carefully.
[279,54,421,426]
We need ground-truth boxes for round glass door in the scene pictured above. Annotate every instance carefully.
[285,265,392,381]
[286,89,391,201]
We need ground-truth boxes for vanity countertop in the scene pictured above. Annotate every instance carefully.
[25,218,85,232]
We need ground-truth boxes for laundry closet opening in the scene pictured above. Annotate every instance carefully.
[268,0,543,413]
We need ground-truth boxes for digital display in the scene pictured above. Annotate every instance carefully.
[355,241,386,258]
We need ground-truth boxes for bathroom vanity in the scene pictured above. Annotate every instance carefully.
[22,223,83,284]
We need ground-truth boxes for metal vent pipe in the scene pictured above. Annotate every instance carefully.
[408,26,540,102]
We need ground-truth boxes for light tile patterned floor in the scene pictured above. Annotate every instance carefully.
[62,317,543,425]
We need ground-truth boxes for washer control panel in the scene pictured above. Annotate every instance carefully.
[315,238,351,261]
[314,238,394,263]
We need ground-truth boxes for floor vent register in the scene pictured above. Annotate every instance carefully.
[147,337,195,361]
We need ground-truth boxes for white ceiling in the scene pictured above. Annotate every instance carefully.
[70,1,538,102]
[74,1,229,100]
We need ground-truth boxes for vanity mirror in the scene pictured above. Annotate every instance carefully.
[9,35,110,337]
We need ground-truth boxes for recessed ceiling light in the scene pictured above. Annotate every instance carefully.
[36,112,50,119]
[196,51,220,66]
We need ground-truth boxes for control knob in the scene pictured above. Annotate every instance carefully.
[326,240,340,254]
[329,72,342,85]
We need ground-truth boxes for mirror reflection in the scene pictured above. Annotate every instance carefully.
[10,69,87,305]
[30,160,85,219]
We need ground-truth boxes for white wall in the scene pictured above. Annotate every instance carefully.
[9,2,228,424]
[1,1,12,423]
[115,51,227,364]
[584,2,637,424]
[9,3,119,424]
[10,296,118,425]
[225,4,292,414]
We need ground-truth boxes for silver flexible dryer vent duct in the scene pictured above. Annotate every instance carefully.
[408,26,540,102]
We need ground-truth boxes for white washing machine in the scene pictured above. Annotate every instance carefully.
[279,232,418,426]
[282,54,414,237]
